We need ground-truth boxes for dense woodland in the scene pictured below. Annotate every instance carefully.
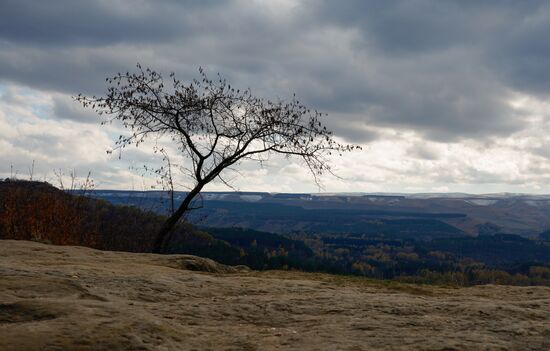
[290,232,550,285]
[1,180,549,286]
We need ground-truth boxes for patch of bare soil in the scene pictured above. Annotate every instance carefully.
[0,240,549,350]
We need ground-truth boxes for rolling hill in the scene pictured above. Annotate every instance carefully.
[89,190,550,237]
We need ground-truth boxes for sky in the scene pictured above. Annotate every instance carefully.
[1,0,550,194]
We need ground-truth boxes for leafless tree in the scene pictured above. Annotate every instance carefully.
[77,64,359,253]
[28,160,35,181]
[53,168,95,195]
[157,147,176,216]
[143,145,176,215]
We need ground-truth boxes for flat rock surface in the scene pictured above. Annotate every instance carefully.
[1,240,549,350]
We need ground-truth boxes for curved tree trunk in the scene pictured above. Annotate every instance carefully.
[152,183,204,254]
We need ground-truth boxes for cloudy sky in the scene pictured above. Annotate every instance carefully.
[2,0,550,193]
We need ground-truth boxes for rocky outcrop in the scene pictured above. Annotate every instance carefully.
[1,240,549,350]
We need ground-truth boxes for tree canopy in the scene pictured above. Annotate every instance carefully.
[77,64,359,252]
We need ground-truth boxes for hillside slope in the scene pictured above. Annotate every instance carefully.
[0,181,317,271]
[1,240,549,350]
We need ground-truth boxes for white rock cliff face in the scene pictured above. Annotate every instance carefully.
[1,240,549,351]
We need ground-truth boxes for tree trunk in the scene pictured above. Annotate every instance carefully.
[152,183,204,254]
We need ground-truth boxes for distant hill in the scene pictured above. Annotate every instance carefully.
[540,230,550,241]
[88,189,550,238]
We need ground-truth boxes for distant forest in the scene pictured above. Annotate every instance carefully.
[1,180,549,286]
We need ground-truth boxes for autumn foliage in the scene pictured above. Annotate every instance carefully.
[0,180,163,252]
[0,180,90,246]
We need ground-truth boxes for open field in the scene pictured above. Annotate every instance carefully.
[1,240,549,350]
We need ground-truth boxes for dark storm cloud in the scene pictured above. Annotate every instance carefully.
[52,95,100,123]
[309,1,546,54]
[490,3,550,95]
[301,0,550,140]
[1,0,549,143]
[0,0,221,46]
[0,0,294,94]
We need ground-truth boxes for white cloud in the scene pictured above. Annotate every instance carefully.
[2,84,550,193]
[2,1,550,193]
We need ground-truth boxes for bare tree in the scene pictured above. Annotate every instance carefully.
[53,168,95,195]
[157,147,176,216]
[77,65,359,253]
[143,145,176,215]
[28,160,35,181]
